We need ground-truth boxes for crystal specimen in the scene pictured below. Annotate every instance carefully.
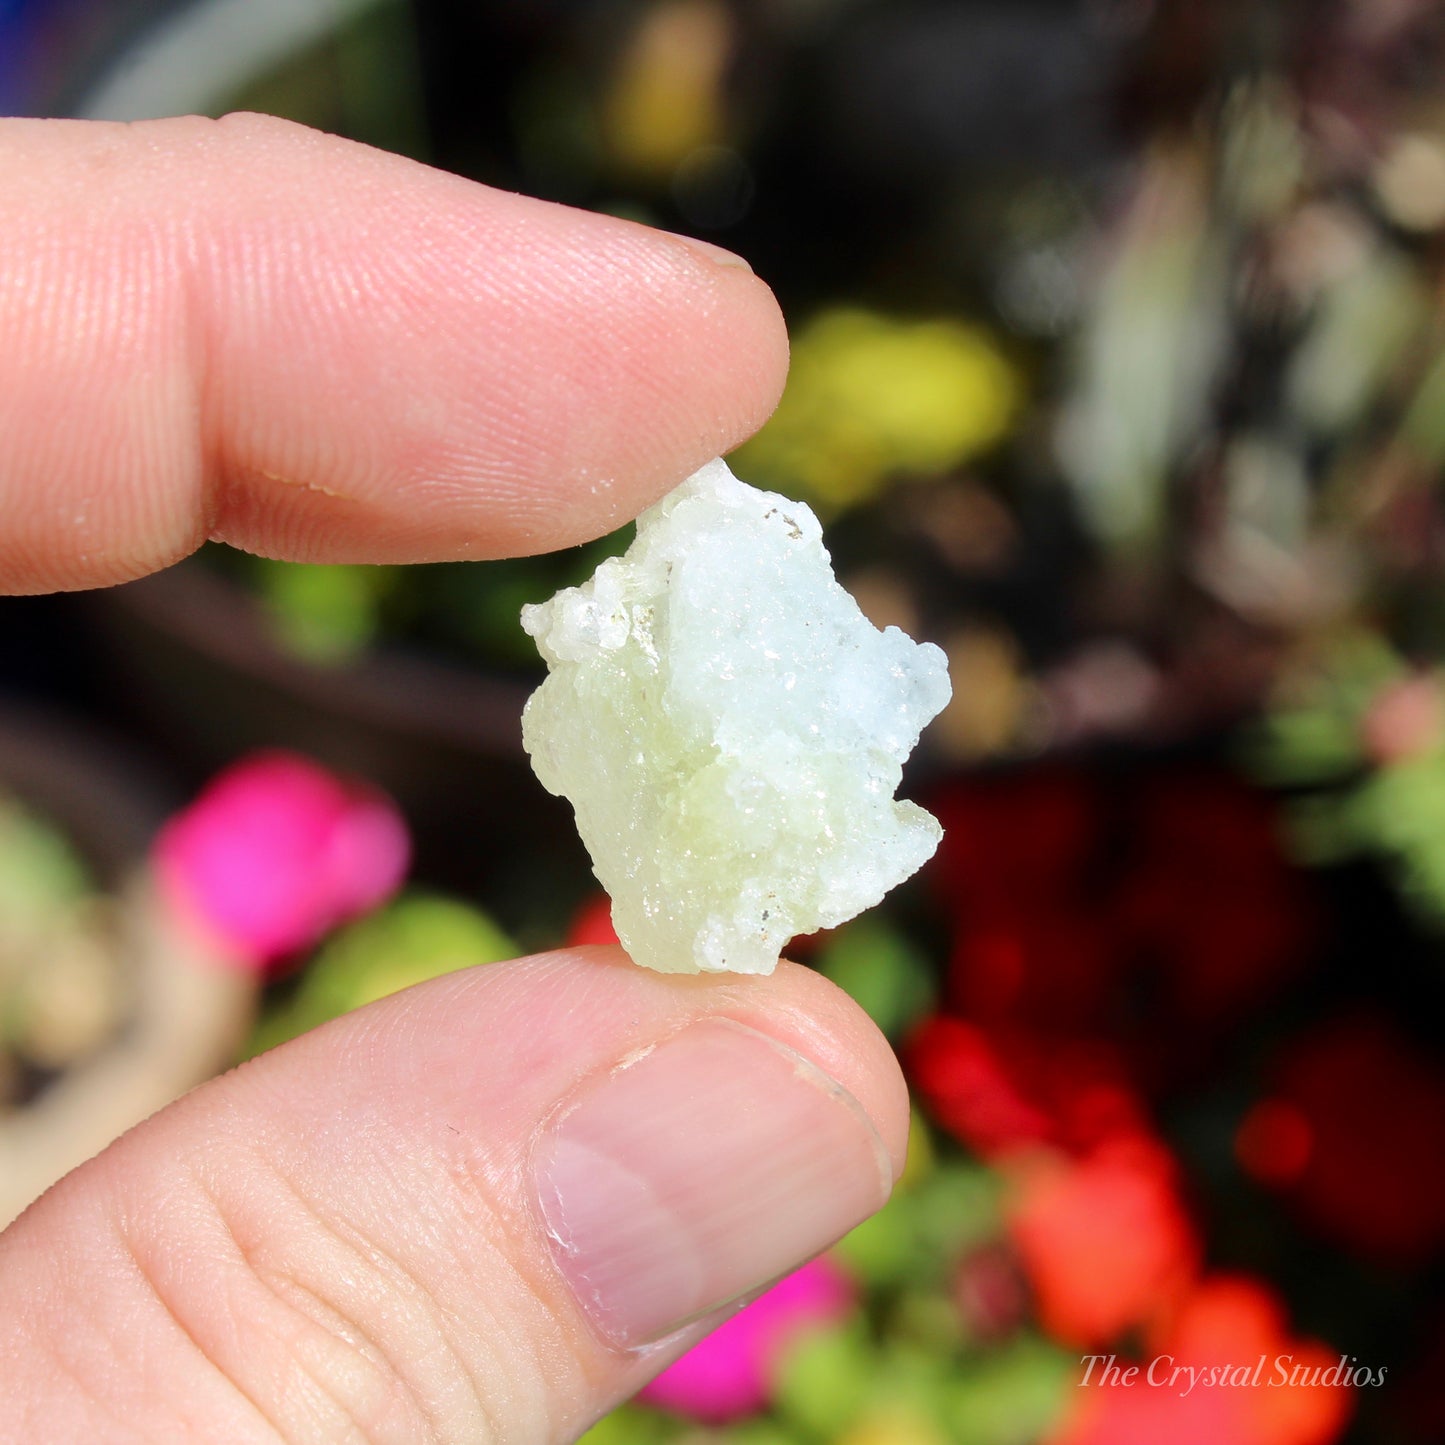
[520,458,951,975]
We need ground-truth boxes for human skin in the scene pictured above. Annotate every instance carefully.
[0,114,908,1443]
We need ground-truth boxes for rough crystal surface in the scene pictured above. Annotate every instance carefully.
[520,458,951,975]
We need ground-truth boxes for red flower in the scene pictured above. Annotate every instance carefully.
[951,1243,1030,1343]
[1005,1134,1199,1347]
[926,768,1098,916]
[949,910,1121,1033]
[1048,1275,1353,1445]
[1115,772,1315,1031]
[565,892,620,947]
[925,767,1315,1082]
[1051,1366,1239,1445]
[908,1017,1056,1158]
[1237,1015,1445,1268]
[1163,1277,1352,1445]
[907,1016,1151,1161]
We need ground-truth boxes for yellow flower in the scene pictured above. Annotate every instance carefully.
[736,308,1022,511]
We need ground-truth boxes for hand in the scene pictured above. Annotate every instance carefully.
[0,115,907,1443]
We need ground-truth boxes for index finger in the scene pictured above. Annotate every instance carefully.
[0,113,789,594]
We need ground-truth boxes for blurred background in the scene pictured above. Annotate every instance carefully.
[3,1,1445,1441]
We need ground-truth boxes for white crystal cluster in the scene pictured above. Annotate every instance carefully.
[520,459,951,975]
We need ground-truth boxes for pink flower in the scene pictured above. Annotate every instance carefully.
[1360,674,1442,764]
[637,1257,854,1423]
[155,751,410,971]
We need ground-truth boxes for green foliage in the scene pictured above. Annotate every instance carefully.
[814,917,937,1042]
[0,795,109,1069]
[223,0,429,161]
[1245,631,1445,925]
[576,1404,678,1445]
[246,892,515,1055]
[1243,630,1401,787]
[723,1422,808,1445]
[940,1336,1074,1445]
[835,1157,1004,1295]
[1346,753,1445,924]
[231,531,629,672]
[1401,340,1445,463]
[772,1321,876,1439]
[254,561,399,664]
[770,1310,1070,1445]
[1062,163,1225,548]
[0,795,92,935]
[1289,251,1422,436]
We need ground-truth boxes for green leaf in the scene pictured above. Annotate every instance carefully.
[815,918,937,1041]
[773,1322,874,1439]
[941,1336,1075,1445]
[246,893,515,1055]
[0,795,92,932]
[253,560,398,664]
[576,1404,674,1445]
[835,1161,1003,1292]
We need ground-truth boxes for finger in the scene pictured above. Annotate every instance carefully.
[0,949,906,1444]
[0,114,789,593]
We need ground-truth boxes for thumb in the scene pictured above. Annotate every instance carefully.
[0,947,906,1444]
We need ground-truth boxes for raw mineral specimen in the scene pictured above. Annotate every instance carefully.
[520,458,951,975]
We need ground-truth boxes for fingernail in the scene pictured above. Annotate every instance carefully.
[532,1017,891,1348]
[665,231,755,273]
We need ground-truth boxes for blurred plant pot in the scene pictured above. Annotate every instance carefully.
[0,704,255,1227]
[82,561,581,897]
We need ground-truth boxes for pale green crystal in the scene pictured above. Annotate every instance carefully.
[520,458,951,975]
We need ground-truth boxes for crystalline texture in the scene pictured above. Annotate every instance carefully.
[520,458,952,975]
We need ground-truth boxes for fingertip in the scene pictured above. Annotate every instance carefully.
[513,947,908,1186]
[0,944,902,1441]
[0,114,791,590]
[733,958,912,1185]
[196,121,791,563]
